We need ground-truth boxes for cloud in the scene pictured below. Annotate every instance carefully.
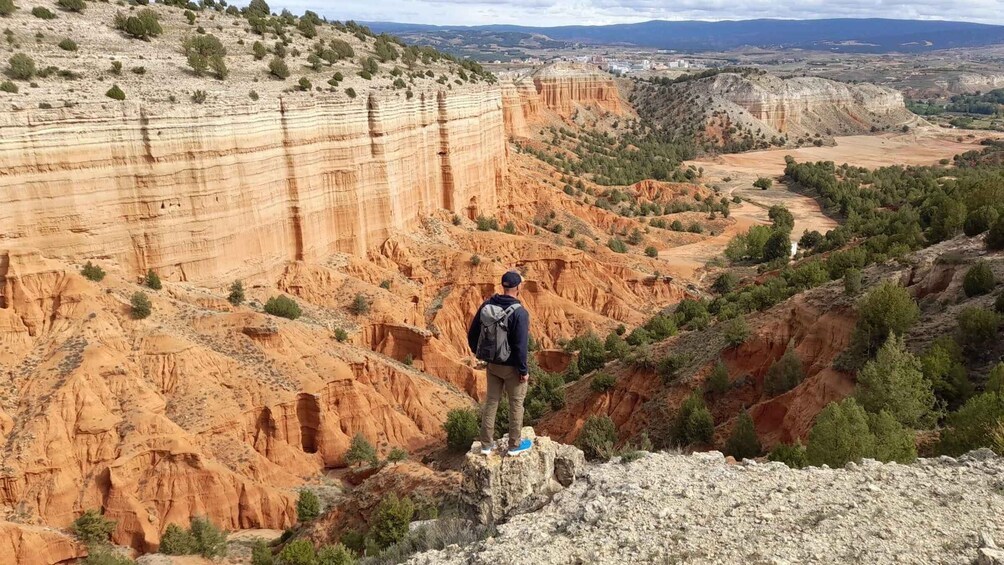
[235,0,1004,26]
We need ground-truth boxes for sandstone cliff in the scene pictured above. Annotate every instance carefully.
[0,88,505,286]
[633,71,915,147]
[500,63,627,137]
[0,249,475,552]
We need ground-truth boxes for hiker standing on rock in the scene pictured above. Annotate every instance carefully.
[468,271,533,456]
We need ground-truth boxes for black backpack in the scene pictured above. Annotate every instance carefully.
[475,302,522,363]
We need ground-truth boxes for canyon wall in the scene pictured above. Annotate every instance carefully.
[705,73,913,137]
[0,86,506,285]
[501,63,626,137]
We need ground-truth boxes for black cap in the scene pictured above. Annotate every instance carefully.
[501,271,522,288]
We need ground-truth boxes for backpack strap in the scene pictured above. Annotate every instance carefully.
[499,304,521,327]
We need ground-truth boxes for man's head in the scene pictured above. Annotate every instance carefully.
[501,271,522,296]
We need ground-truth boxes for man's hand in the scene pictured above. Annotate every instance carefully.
[519,373,529,383]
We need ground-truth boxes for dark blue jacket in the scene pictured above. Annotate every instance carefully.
[467,294,530,375]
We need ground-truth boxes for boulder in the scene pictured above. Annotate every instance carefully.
[460,427,584,525]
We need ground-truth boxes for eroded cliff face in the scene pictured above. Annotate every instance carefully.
[0,250,474,552]
[500,63,627,137]
[0,86,505,285]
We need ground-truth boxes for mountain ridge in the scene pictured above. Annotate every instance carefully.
[366,18,1004,53]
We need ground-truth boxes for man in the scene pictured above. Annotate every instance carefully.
[467,270,532,456]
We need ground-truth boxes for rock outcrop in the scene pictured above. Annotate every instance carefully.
[411,450,1004,564]
[500,63,627,137]
[633,71,914,147]
[0,521,84,565]
[0,88,505,285]
[461,428,584,525]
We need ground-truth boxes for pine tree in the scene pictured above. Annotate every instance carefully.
[855,334,937,428]
[724,411,761,460]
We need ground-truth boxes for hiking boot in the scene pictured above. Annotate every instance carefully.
[507,438,532,456]
[480,442,495,455]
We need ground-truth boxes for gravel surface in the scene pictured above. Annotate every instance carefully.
[410,449,1004,564]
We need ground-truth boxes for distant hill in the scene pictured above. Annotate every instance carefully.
[367,18,1004,53]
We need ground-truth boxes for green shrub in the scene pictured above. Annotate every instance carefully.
[768,205,794,233]
[143,269,161,289]
[263,295,302,320]
[644,246,658,258]
[227,281,244,306]
[72,509,116,545]
[32,6,56,18]
[348,293,370,315]
[843,268,862,295]
[920,336,973,410]
[753,177,773,190]
[345,87,356,98]
[159,523,196,554]
[957,307,1000,351]
[0,80,17,93]
[443,408,478,451]
[763,230,792,263]
[106,84,125,100]
[722,317,750,347]
[82,546,135,565]
[296,489,320,523]
[191,89,207,103]
[987,364,1004,395]
[939,392,1004,455]
[187,516,227,558]
[850,281,919,358]
[297,76,311,91]
[724,411,761,460]
[711,272,739,295]
[768,442,807,468]
[334,328,349,342]
[806,398,873,467]
[57,0,85,12]
[964,206,999,236]
[705,360,729,394]
[344,432,377,466]
[8,53,35,80]
[81,261,106,282]
[369,494,414,549]
[469,254,481,266]
[576,414,617,460]
[563,357,581,383]
[671,391,714,446]
[252,40,267,60]
[246,0,270,17]
[855,334,937,428]
[475,215,498,231]
[278,540,315,565]
[386,447,408,463]
[117,9,163,40]
[183,34,228,78]
[963,260,996,297]
[657,353,688,384]
[988,217,1004,251]
[251,541,274,565]
[764,343,803,395]
[316,544,355,565]
[607,238,628,253]
[590,372,616,393]
[249,90,259,101]
[268,56,289,79]
[58,38,78,51]
[0,0,16,16]
[109,61,122,75]
[868,410,916,463]
[130,292,152,319]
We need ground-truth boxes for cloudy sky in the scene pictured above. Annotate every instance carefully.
[249,0,1004,26]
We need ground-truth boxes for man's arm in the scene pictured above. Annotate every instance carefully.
[513,309,530,377]
[467,305,482,354]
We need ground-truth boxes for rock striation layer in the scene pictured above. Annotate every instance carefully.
[0,87,505,285]
[500,63,626,137]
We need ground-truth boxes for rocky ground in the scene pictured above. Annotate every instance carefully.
[411,449,1004,564]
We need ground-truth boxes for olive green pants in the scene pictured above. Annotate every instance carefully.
[480,363,527,449]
